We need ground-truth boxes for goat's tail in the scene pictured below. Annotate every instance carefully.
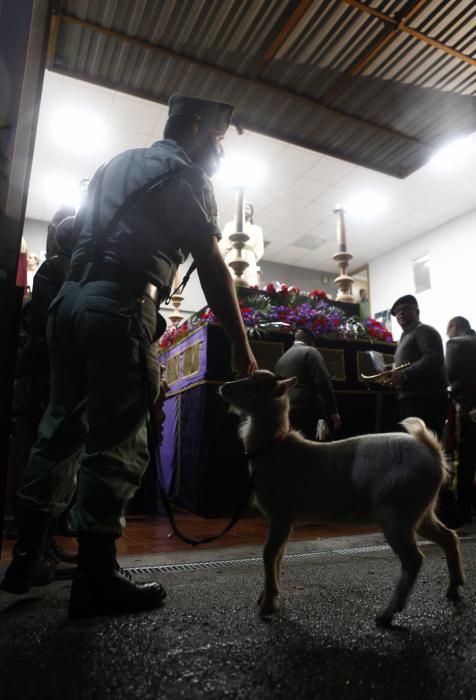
[400,416,449,484]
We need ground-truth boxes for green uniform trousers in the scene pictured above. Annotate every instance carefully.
[18,280,160,535]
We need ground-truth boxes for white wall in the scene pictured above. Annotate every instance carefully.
[22,218,48,259]
[369,209,476,341]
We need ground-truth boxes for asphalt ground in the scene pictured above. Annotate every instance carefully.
[0,527,475,700]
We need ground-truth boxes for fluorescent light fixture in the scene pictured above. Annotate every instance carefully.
[216,154,267,189]
[49,106,108,156]
[429,135,476,169]
[43,173,81,212]
[342,192,389,219]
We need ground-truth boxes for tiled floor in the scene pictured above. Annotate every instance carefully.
[2,510,379,560]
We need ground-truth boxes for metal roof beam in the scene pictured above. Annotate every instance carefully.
[340,0,476,68]
[321,1,428,102]
[56,13,430,152]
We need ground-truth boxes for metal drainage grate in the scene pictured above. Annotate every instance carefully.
[126,533,475,576]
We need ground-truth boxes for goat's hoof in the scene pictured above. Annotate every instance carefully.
[446,587,461,601]
[260,599,279,617]
[375,609,393,627]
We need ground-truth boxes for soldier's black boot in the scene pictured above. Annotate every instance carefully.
[1,510,56,594]
[68,534,167,619]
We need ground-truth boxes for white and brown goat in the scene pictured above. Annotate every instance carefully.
[219,370,464,626]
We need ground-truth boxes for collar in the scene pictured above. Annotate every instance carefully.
[294,340,306,346]
[245,433,288,460]
[401,319,420,334]
[150,138,194,165]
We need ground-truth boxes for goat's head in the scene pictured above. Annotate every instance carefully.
[219,370,297,416]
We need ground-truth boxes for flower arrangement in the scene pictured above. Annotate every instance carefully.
[159,283,393,350]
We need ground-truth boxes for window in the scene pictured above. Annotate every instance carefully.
[413,254,431,294]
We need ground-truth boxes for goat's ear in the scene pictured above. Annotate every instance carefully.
[273,376,297,397]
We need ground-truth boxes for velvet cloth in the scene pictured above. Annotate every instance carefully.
[158,324,398,516]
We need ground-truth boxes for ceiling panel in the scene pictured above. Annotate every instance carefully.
[49,0,476,178]
[25,71,476,277]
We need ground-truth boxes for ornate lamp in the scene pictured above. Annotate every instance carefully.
[168,267,185,326]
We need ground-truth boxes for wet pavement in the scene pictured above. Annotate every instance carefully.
[0,527,475,699]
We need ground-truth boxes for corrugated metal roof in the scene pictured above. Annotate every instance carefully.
[50,0,476,177]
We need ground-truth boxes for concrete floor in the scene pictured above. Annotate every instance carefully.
[0,526,475,700]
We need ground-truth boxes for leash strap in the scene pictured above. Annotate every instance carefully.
[137,307,253,546]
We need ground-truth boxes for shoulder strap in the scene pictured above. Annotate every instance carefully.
[91,163,189,253]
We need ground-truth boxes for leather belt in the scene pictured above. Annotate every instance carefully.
[68,263,164,307]
[143,282,161,305]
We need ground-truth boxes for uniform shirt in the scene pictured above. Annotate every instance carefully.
[394,320,447,398]
[72,139,220,292]
[275,341,338,418]
[446,332,476,405]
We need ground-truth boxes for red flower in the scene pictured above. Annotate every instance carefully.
[279,284,289,294]
[309,289,328,299]
[265,283,276,294]
[289,286,301,294]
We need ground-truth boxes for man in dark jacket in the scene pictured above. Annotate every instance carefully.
[446,316,476,523]
[2,95,258,617]
[275,327,341,440]
[388,294,448,437]
[388,295,460,528]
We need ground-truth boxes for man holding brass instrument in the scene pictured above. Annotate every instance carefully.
[386,294,448,438]
[385,295,460,528]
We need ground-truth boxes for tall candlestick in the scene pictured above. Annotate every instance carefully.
[334,204,346,248]
[173,267,181,290]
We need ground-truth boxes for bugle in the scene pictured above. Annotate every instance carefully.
[360,362,410,383]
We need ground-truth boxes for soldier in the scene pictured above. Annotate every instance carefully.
[2,95,257,617]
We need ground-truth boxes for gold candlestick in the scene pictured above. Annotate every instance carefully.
[169,267,184,325]
[333,205,354,302]
[228,186,250,288]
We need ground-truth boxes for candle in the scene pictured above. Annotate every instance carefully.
[335,205,346,248]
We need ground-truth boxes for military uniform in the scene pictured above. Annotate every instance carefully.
[18,139,221,535]
[3,94,238,616]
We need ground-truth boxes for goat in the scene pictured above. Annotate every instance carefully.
[219,370,464,626]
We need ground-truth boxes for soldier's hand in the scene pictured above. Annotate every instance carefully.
[234,342,258,377]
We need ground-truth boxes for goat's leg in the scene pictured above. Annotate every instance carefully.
[376,513,424,626]
[417,510,465,598]
[259,520,291,616]
[276,527,292,583]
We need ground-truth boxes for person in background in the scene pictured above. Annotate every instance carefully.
[387,295,448,436]
[387,294,460,528]
[275,326,341,441]
[446,316,476,524]
[11,215,79,561]
[358,287,370,319]
[45,205,76,259]
[2,94,257,618]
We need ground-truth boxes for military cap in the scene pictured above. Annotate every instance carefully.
[168,94,234,133]
[391,294,419,316]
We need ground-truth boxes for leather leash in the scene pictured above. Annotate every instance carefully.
[138,308,254,546]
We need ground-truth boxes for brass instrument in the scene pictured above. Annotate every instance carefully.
[360,362,410,384]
